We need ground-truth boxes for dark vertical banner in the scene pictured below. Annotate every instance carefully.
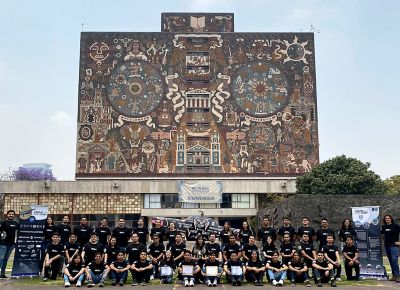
[11,205,48,277]
[351,206,386,279]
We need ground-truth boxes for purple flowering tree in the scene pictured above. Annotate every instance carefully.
[12,167,56,181]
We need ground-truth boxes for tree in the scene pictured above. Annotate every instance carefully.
[296,155,386,195]
[4,167,57,181]
[384,175,400,195]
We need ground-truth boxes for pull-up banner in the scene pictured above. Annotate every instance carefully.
[351,206,385,279]
[12,205,48,277]
[178,180,222,203]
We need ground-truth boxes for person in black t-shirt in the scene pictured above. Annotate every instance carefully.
[277,216,296,242]
[94,217,111,247]
[223,234,242,261]
[298,233,316,275]
[41,216,57,272]
[178,250,200,287]
[241,235,259,261]
[64,233,81,265]
[112,218,132,251]
[262,236,277,261]
[0,209,19,278]
[73,217,93,246]
[131,251,153,286]
[171,233,186,266]
[322,234,341,280]
[223,252,245,286]
[287,251,311,286]
[245,250,265,286]
[238,221,254,246]
[104,236,120,265]
[57,215,72,245]
[257,216,277,244]
[296,217,316,241]
[219,222,232,247]
[151,219,166,244]
[133,217,149,245]
[265,252,288,286]
[201,251,222,286]
[43,232,64,281]
[338,219,357,244]
[205,234,222,261]
[342,236,360,280]
[86,252,110,287]
[166,222,179,249]
[126,232,147,265]
[82,232,104,265]
[148,234,165,278]
[312,252,336,287]
[381,214,400,281]
[280,233,296,265]
[63,254,85,287]
[159,250,176,284]
[110,252,130,286]
[316,218,335,250]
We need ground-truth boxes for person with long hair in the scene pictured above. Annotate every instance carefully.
[40,216,57,271]
[192,235,207,271]
[63,254,85,287]
[381,214,400,282]
[262,236,277,261]
[104,236,120,265]
[245,250,265,286]
[219,222,232,247]
[338,219,357,243]
[166,222,179,250]
[239,221,254,245]
[159,250,176,284]
[287,251,311,287]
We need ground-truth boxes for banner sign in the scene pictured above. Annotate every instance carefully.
[351,206,385,279]
[178,180,222,203]
[11,205,48,277]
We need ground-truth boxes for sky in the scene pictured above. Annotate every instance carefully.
[0,0,399,180]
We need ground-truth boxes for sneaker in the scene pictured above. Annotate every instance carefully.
[232,280,237,286]
[277,280,284,286]
[189,279,195,287]
[237,280,242,286]
[150,275,154,280]
[87,282,95,288]
[184,279,189,287]
[305,280,312,287]
[99,281,105,287]
[207,281,212,287]
[258,280,263,286]
[76,281,82,287]
[291,281,295,287]
[213,279,218,286]
[111,280,117,286]
[65,281,71,287]
[131,282,138,286]
[317,279,322,287]
[330,280,336,287]
[396,276,400,283]
[272,280,278,286]
[119,282,124,286]
[140,282,147,286]
[43,278,48,282]
[335,277,341,282]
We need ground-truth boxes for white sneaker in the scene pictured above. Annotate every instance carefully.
[272,280,278,286]
[184,279,189,287]
[150,275,154,280]
[189,279,195,287]
[76,281,82,287]
[64,281,71,287]
[278,279,284,286]
[335,277,342,281]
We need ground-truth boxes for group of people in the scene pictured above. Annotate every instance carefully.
[1,210,400,287]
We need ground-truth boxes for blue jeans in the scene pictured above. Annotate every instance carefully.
[88,269,107,284]
[386,246,400,277]
[290,271,308,282]
[0,245,15,275]
[63,273,85,284]
[110,270,128,283]
[268,269,287,282]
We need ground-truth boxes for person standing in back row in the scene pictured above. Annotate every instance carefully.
[316,218,335,250]
[0,210,19,278]
[73,217,93,246]
[112,218,131,252]
[381,214,400,282]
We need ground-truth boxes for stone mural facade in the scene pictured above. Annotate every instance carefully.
[76,13,319,178]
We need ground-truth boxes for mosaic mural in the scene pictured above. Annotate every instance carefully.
[76,14,319,178]
[161,13,234,33]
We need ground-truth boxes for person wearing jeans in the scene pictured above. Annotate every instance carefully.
[63,254,85,287]
[0,210,19,278]
[265,252,287,286]
[381,214,400,282]
[86,253,109,287]
[110,252,130,286]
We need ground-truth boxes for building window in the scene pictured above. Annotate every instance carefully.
[231,194,255,208]
[144,194,161,208]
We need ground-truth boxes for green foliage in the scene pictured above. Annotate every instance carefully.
[296,155,387,195]
[384,175,400,195]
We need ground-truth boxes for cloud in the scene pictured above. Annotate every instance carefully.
[50,110,74,127]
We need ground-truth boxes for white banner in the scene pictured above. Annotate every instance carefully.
[178,180,222,203]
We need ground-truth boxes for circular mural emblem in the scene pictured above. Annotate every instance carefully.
[233,62,289,116]
[79,124,94,141]
[107,61,164,117]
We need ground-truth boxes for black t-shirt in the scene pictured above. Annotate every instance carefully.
[94,226,111,246]
[219,230,231,245]
[262,244,277,258]
[204,259,221,267]
[88,261,106,275]
[246,259,263,269]
[166,229,179,245]
[159,258,176,269]
[277,226,296,240]
[134,259,151,269]
[257,227,277,242]
[298,242,315,261]
[297,226,316,239]
[73,225,93,246]
[280,242,296,256]
[105,245,120,265]
[150,227,166,244]
[206,242,221,256]
[314,259,329,269]
[381,223,400,247]
[112,227,132,248]
[242,243,258,260]
[57,224,72,244]
[0,220,19,246]
[64,241,81,259]
[170,242,186,261]
[46,243,64,259]
[338,228,357,242]
[223,243,241,260]
[111,259,129,270]
[43,224,57,241]
[322,244,339,261]
[67,262,85,275]
[126,242,147,263]
[133,226,149,245]
[342,244,359,260]
[316,228,335,248]
[148,243,165,259]
[179,258,198,273]
[83,242,105,263]
[288,259,305,270]
[239,229,253,245]
[266,259,283,273]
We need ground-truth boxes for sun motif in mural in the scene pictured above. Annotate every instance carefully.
[280,36,312,64]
